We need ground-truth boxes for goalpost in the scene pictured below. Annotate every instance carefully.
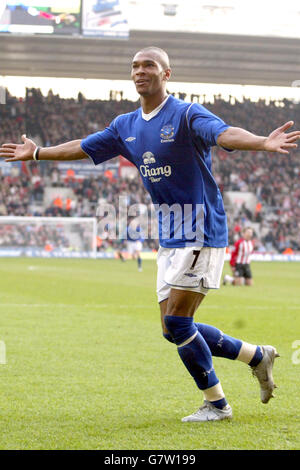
[0,216,98,258]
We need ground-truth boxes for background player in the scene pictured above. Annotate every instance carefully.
[126,220,144,272]
[224,226,254,286]
[1,46,297,422]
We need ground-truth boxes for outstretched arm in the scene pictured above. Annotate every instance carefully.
[217,121,300,154]
[0,134,88,162]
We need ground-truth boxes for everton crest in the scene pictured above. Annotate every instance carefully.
[160,124,175,143]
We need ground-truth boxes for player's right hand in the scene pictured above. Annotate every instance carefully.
[0,134,36,162]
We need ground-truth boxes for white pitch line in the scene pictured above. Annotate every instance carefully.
[0,303,299,310]
[0,303,155,309]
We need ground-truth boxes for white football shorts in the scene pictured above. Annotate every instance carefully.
[127,240,143,255]
[156,246,226,303]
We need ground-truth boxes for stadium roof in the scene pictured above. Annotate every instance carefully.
[1,30,300,86]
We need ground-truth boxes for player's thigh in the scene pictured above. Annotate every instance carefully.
[159,289,205,333]
[157,246,222,329]
[160,299,169,333]
[156,247,173,305]
[127,242,135,256]
[244,264,253,280]
[167,288,205,317]
[234,263,243,278]
[165,246,225,290]
[135,241,142,252]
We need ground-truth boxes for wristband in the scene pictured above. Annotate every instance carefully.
[33,146,41,161]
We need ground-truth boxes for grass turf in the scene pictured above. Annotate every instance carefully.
[0,258,299,450]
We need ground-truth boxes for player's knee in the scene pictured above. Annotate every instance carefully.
[164,315,197,346]
[163,332,174,343]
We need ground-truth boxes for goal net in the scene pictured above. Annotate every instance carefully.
[0,216,97,258]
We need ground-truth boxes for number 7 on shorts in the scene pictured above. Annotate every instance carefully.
[190,250,201,269]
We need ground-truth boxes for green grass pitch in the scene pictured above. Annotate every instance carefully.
[0,258,299,450]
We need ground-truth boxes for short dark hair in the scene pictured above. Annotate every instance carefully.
[134,47,170,70]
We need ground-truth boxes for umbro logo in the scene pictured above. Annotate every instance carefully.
[125,136,136,142]
[184,273,197,278]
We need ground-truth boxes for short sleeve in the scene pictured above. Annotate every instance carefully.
[81,120,121,165]
[187,103,230,147]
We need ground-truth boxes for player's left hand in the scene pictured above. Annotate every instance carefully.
[264,121,300,154]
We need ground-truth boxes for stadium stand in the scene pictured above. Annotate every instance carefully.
[1,88,299,253]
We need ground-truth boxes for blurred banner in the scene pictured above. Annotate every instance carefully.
[1,1,299,39]
[0,1,81,35]
[0,158,119,178]
[0,247,116,258]
[56,158,119,178]
[81,0,129,38]
[127,0,300,39]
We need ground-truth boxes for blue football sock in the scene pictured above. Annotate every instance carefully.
[163,321,243,361]
[248,345,263,367]
[195,323,243,360]
[164,316,220,393]
[210,397,228,409]
[137,257,142,269]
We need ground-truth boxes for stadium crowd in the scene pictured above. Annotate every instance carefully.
[0,88,299,253]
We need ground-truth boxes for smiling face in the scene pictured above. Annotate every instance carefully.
[131,48,171,97]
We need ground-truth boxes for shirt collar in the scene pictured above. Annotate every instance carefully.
[141,95,170,121]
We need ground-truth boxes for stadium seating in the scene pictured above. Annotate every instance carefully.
[1,89,299,253]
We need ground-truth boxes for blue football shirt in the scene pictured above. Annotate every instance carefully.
[81,95,230,248]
